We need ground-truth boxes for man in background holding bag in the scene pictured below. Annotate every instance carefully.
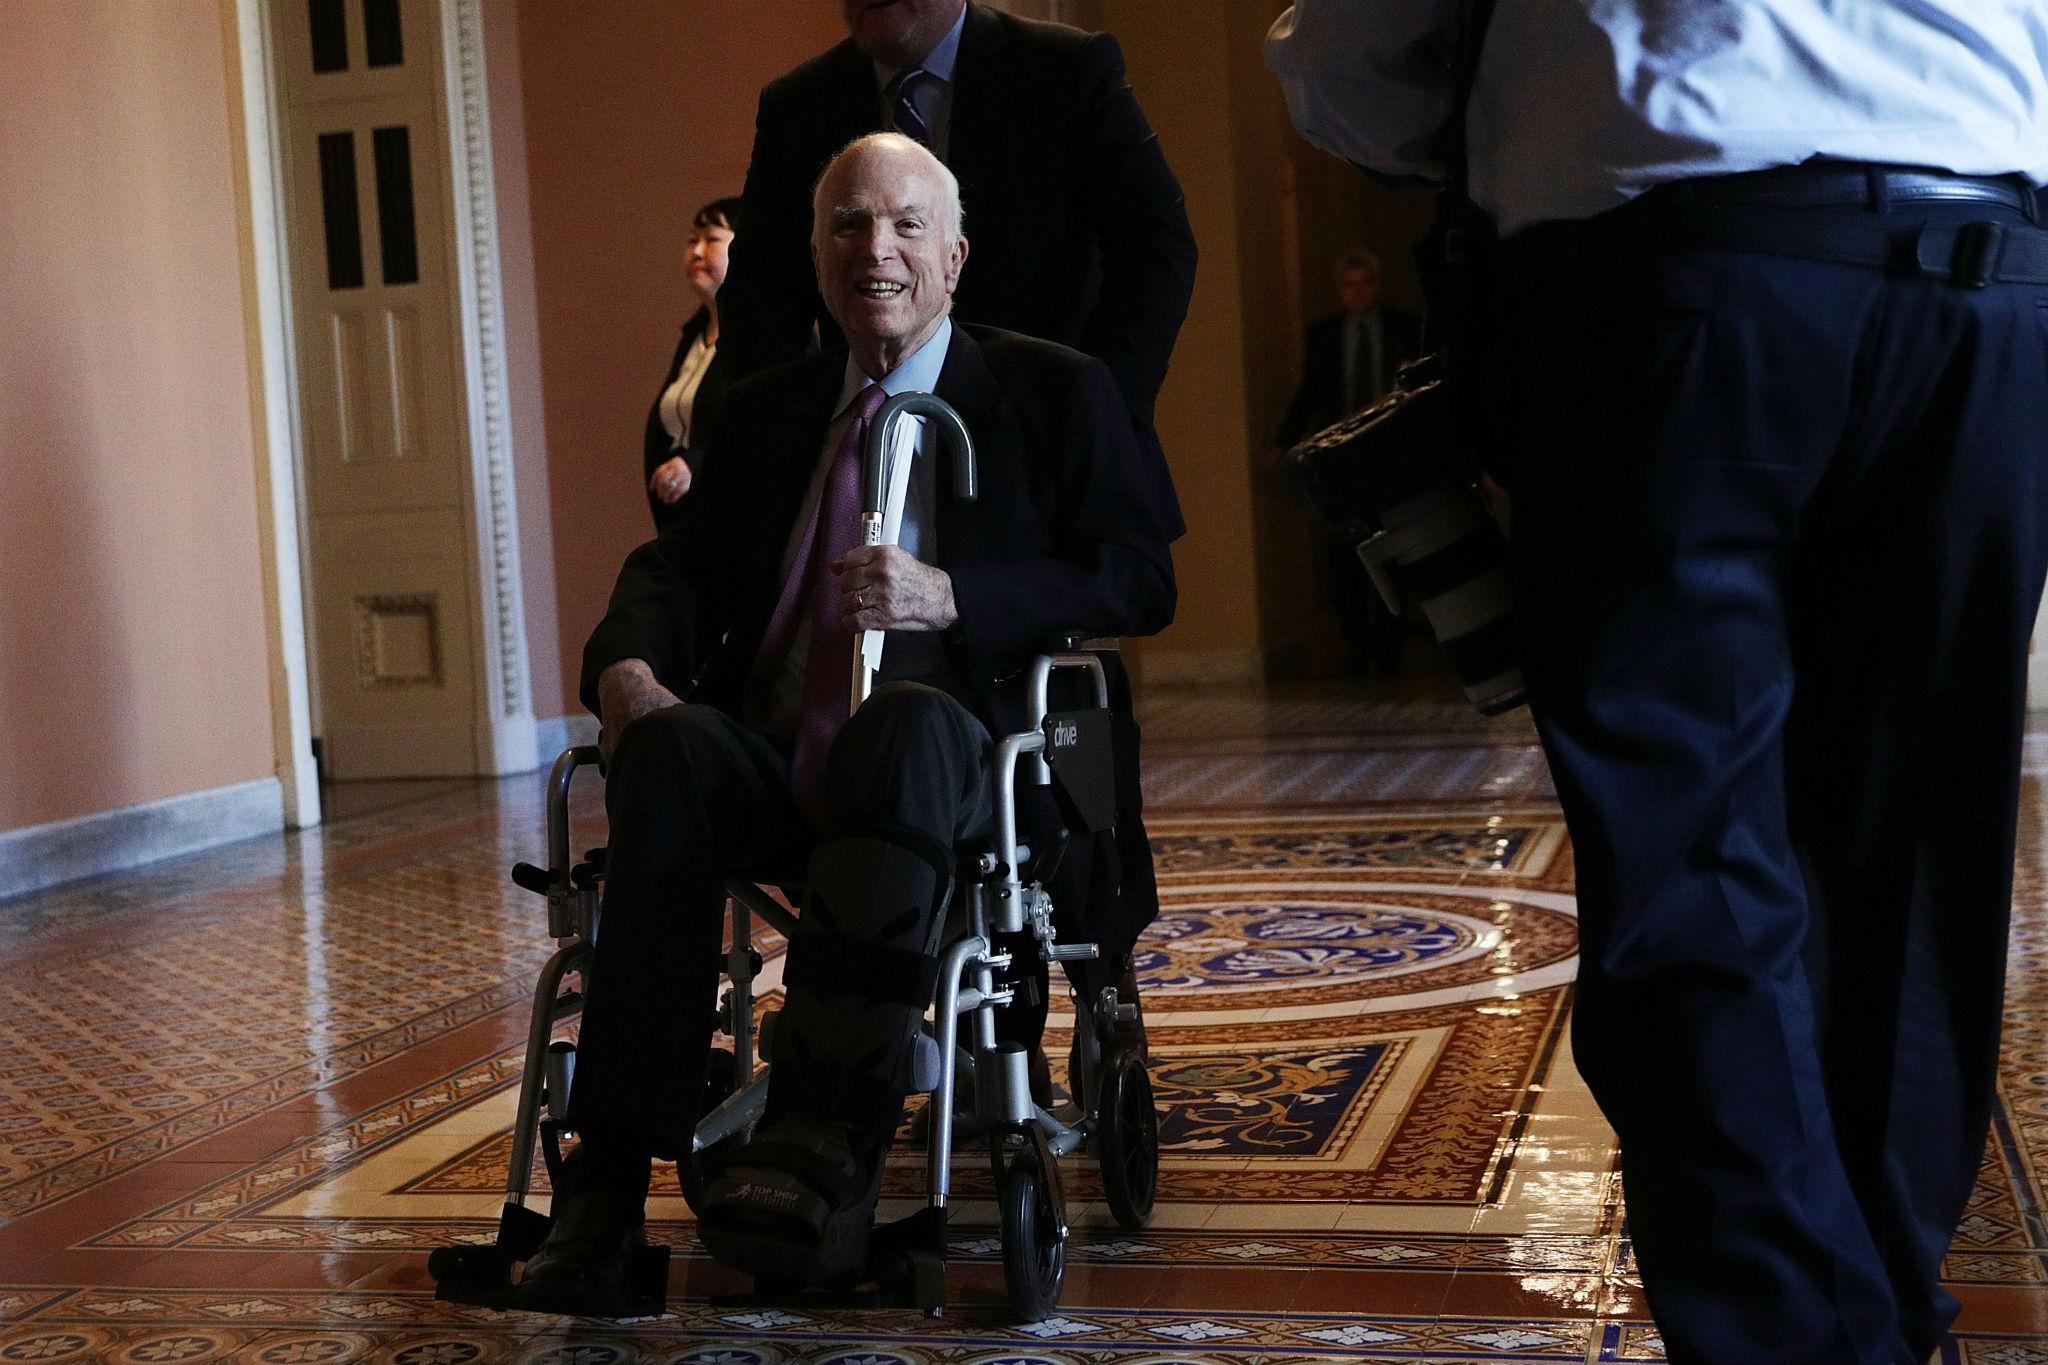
[1270,4,2048,1363]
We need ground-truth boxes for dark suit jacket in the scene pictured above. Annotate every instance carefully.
[712,4,1196,532]
[582,325,1177,732]
[641,308,730,534]
[1277,307,1425,447]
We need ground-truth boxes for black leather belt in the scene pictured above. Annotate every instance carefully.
[1622,166,2048,288]
[1648,163,2037,215]
[1628,203,2048,288]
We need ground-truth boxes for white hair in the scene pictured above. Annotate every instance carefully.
[810,131,965,247]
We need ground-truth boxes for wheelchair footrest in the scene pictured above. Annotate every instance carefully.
[869,1205,949,1314]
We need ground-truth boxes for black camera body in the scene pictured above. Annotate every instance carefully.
[1285,357,1525,715]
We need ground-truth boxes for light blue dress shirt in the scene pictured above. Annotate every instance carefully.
[1266,0,2048,234]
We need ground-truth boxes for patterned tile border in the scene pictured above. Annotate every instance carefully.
[0,1297,1653,1361]
[0,1295,2038,1364]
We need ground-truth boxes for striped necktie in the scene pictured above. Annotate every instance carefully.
[890,68,933,147]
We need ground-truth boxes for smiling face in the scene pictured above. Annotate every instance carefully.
[839,0,965,69]
[812,135,967,376]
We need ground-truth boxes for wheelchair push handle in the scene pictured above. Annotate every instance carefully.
[544,746,605,885]
[853,392,980,710]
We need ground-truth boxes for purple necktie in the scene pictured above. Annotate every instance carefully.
[890,68,933,146]
[764,383,889,809]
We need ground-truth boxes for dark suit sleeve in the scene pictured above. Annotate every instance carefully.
[947,359,1176,663]
[1069,33,1198,425]
[582,386,750,713]
[715,87,825,388]
[579,541,694,715]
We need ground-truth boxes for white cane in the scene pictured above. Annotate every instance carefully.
[852,393,980,711]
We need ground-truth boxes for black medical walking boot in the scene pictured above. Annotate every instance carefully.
[698,825,952,1288]
[514,1139,653,1317]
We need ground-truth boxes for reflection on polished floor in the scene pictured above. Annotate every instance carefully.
[2,681,2045,1363]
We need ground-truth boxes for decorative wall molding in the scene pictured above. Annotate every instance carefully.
[440,0,536,774]
[0,780,285,903]
[232,0,322,829]
[354,593,444,689]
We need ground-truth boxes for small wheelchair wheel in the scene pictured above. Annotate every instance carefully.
[679,1048,744,1215]
[1096,1046,1159,1229]
[999,1153,1067,1323]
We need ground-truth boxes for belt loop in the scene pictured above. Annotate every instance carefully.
[1865,165,1889,216]
[1950,221,2005,288]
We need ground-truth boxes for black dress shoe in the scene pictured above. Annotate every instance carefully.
[515,1144,651,1316]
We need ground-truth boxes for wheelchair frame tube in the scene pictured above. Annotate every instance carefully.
[720,880,800,1082]
[990,732,1044,935]
[1027,653,1110,718]
[545,747,603,886]
[929,928,987,1207]
[727,892,756,1079]
[506,939,588,1206]
[1023,654,1109,784]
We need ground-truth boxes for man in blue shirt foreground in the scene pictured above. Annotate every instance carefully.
[1272,4,2048,1362]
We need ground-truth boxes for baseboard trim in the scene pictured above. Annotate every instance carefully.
[0,777,285,902]
[534,712,599,767]
[478,711,540,778]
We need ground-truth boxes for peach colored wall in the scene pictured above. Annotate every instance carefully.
[0,0,274,833]
[1098,0,1263,671]
[482,2,564,721]
[514,0,847,710]
[1235,0,1331,676]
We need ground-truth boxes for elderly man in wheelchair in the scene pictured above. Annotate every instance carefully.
[502,134,1176,1316]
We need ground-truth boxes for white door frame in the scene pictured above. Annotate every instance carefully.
[232,0,537,811]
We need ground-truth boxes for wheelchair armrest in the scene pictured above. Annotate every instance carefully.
[1027,651,1111,720]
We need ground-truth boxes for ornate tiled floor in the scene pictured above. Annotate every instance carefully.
[2,680,2045,1363]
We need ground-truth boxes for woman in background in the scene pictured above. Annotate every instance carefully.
[642,197,740,531]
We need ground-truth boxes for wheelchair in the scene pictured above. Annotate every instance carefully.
[427,646,1161,1323]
